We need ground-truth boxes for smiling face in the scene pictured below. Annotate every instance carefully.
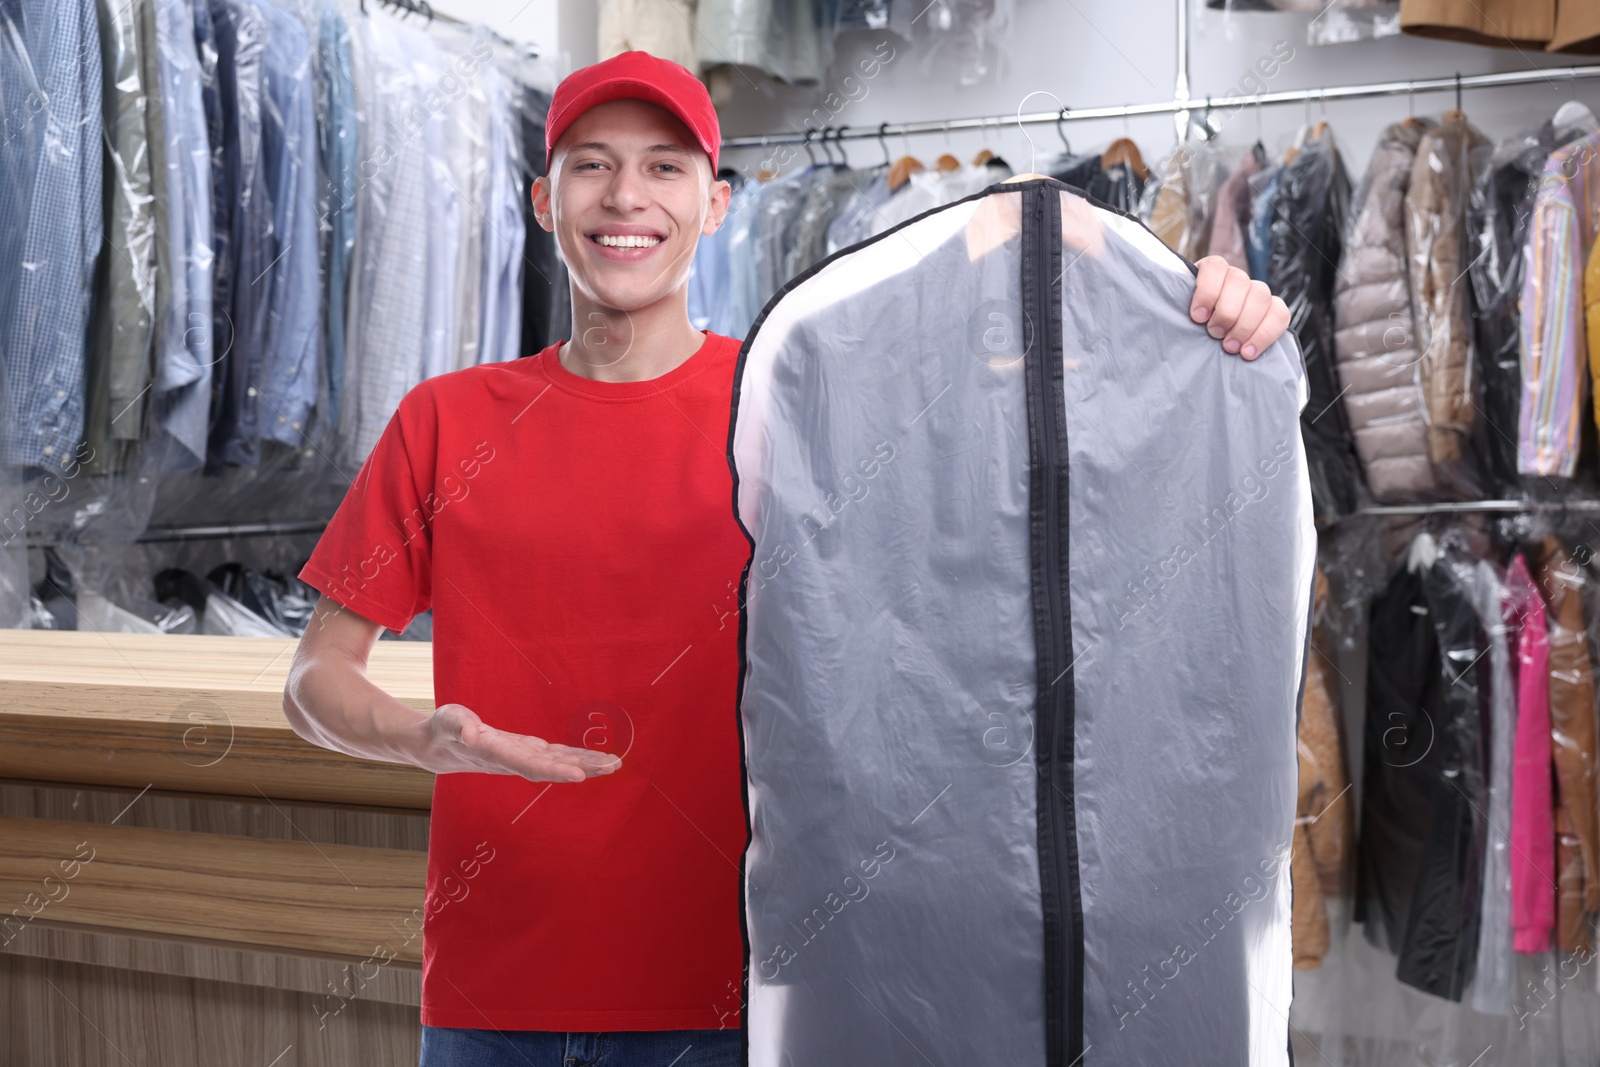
[534,98,730,315]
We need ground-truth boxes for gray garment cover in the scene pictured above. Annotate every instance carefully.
[730,179,1315,1066]
[1332,119,1436,502]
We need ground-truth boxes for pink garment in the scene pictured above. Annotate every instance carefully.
[1507,554,1556,954]
[1207,149,1261,274]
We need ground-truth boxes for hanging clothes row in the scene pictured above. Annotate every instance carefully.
[1349,525,1600,1001]
[0,0,562,485]
[687,148,1013,339]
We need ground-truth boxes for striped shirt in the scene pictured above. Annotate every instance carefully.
[1519,130,1600,477]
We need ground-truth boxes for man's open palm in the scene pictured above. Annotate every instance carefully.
[423,703,622,782]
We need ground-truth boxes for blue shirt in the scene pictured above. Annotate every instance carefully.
[150,0,216,469]
[0,0,104,471]
[317,0,356,422]
[250,0,320,448]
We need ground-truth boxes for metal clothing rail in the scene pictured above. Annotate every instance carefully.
[22,519,329,546]
[1351,500,1600,518]
[718,63,1600,150]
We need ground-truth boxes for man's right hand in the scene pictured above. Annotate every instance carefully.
[284,595,621,785]
[414,703,622,782]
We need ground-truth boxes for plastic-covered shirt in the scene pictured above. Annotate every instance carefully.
[149,0,215,467]
[0,0,103,472]
[253,0,320,446]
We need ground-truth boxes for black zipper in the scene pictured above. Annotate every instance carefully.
[1022,182,1084,1067]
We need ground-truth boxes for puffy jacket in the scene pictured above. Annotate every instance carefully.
[1404,110,1492,497]
[1535,537,1600,953]
[1333,120,1435,502]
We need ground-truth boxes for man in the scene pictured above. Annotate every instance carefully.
[283,50,1291,1067]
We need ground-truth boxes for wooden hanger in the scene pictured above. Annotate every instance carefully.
[1101,138,1147,181]
[888,155,925,191]
[972,148,995,167]
[935,152,962,172]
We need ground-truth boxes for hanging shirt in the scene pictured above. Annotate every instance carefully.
[299,331,751,1030]
[341,8,431,465]
[1519,129,1600,478]
[150,0,215,468]
[477,64,527,364]
[206,0,272,467]
[251,0,321,448]
[88,0,158,468]
[0,0,103,472]
[318,0,358,421]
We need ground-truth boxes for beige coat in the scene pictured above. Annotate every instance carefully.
[1333,120,1435,502]
[1404,111,1491,496]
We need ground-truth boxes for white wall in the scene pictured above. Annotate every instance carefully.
[689,1,1600,183]
[467,1,1600,182]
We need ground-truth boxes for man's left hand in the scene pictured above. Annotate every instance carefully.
[1189,256,1291,361]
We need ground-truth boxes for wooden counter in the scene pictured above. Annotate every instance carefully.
[0,628,436,809]
[0,629,437,1066]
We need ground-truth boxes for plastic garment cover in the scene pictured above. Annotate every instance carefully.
[86,0,158,472]
[1201,0,1398,40]
[1207,148,1260,273]
[1467,557,1517,1014]
[1268,128,1364,522]
[1519,128,1600,479]
[1082,146,1146,216]
[1139,141,1226,262]
[1507,553,1556,954]
[0,0,103,472]
[696,0,824,85]
[339,7,433,465]
[148,0,215,468]
[1403,111,1491,498]
[1533,536,1600,953]
[885,0,1013,84]
[476,64,526,364]
[868,159,1012,237]
[1333,119,1435,503]
[1246,162,1281,282]
[207,561,314,635]
[1293,567,1354,970]
[1354,539,1486,1002]
[1467,125,1574,496]
[730,179,1315,1066]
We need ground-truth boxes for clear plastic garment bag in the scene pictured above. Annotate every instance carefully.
[730,178,1316,1066]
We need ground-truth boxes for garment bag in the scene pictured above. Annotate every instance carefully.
[729,178,1316,1067]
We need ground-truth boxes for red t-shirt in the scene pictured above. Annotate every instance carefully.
[298,332,751,1031]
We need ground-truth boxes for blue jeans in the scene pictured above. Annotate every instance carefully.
[418,1027,741,1067]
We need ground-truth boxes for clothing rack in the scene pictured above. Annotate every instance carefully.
[22,519,329,546]
[357,0,465,26]
[718,64,1600,150]
[1354,501,1600,517]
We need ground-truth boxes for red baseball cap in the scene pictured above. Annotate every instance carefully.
[545,51,721,173]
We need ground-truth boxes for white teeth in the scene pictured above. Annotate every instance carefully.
[593,234,662,248]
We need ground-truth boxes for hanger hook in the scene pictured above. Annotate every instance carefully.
[877,121,892,167]
[1454,71,1462,112]
[803,128,817,167]
[1014,90,1067,177]
[835,125,850,168]
[1056,107,1071,153]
